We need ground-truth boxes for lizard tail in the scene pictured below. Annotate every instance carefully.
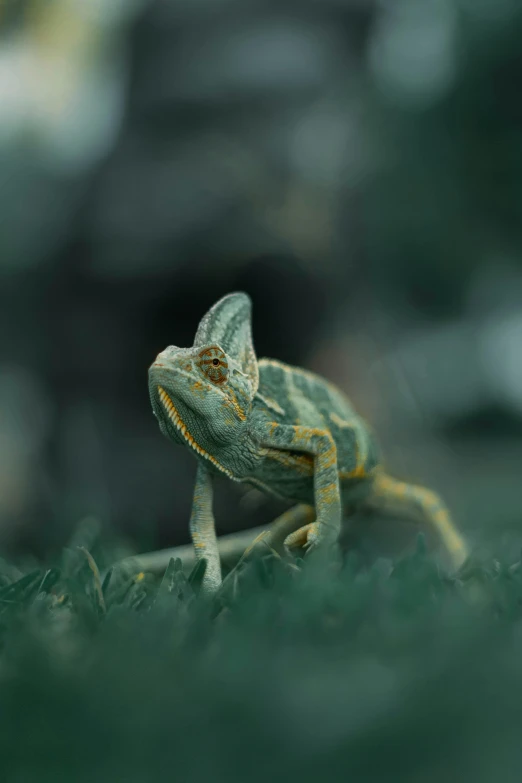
[112,504,315,577]
[114,524,270,576]
[363,470,468,569]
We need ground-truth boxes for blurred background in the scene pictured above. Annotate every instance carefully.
[1,0,521,562]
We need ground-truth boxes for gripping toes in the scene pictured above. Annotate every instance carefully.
[283,517,340,558]
[284,522,318,555]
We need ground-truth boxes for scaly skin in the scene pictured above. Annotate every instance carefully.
[148,292,468,593]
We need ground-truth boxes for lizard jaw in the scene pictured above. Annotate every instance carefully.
[157,386,233,479]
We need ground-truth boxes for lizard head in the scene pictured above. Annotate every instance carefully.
[148,292,259,457]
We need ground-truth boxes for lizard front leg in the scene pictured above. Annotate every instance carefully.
[259,423,342,554]
[189,462,222,593]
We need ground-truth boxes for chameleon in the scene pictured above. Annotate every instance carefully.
[147,292,468,593]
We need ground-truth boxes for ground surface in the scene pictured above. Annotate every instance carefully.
[1,520,522,783]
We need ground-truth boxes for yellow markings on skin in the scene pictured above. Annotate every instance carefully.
[416,488,437,507]
[321,444,337,470]
[264,448,314,475]
[289,427,338,469]
[339,466,367,480]
[330,411,369,481]
[226,387,247,421]
[317,480,339,505]
[157,386,234,479]
[191,380,206,398]
[432,509,466,557]
[284,523,315,549]
[264,421,341,482]
[268,421,279,437]
[372,473,407,498]
[187,490,205,551]
[266,411,371,489]
[260,359,374,486]
[329,412,350,429]
[414,487,466,557]
[392,480,408,497]
[192,534,206,551]
[241,529,273,559]
[135,572,145,583]
[369,471,467,565]
[291,425,327,442]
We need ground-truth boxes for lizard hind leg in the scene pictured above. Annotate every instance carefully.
[241,504,316,561]
[363,471,468,570]
[270,504,315,552]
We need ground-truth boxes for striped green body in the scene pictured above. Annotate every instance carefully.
[247,359,379,508]
[148,292,468,592]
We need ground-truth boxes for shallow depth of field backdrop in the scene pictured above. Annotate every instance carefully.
[1,1,522,780]
[1,0,521,560]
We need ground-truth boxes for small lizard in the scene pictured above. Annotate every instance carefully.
[148,292,468,593]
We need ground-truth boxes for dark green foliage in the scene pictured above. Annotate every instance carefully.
[1,523,522,782]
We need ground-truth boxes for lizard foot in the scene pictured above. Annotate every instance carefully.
[284,521,342,568]
[283,522,319,556]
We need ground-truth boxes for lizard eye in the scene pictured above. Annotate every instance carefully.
[198,346,228,384]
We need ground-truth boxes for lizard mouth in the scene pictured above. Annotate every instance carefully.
[157,386,233,478]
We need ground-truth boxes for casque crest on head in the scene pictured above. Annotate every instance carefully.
[194,292,259,398]
[148,292,259,465]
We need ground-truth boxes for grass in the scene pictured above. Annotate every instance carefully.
[1,521,522,782]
